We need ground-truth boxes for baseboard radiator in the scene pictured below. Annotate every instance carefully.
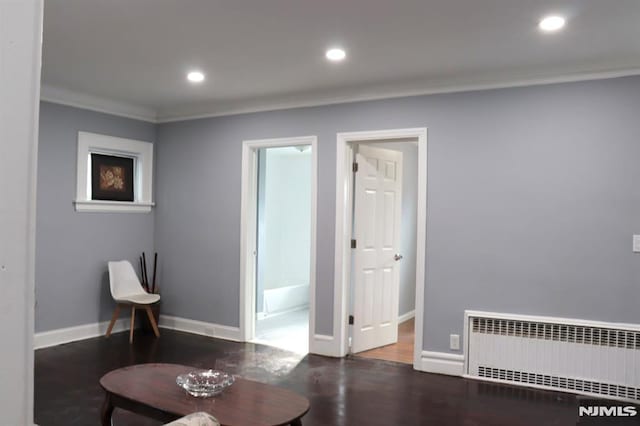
[465,311,640,402]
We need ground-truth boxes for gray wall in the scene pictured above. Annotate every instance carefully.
[155,75,640,353]
[36,102,156,332]
[363,141,418,318]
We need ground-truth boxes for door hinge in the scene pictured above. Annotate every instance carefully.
[352,162,358,173]
[351,239,356,249]
[348,315,354,325]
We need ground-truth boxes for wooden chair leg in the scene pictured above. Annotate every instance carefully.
[129,306,136,344]
[144,306,160,338]
[105,304,121,338]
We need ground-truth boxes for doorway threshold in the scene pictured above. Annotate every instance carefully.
[253,308,309,354]
[353,318,415,364]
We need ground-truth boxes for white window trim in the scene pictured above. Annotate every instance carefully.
[74,131,154,213]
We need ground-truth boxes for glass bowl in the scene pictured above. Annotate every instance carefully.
[176,369,235,397]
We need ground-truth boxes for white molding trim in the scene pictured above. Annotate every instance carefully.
[256,305,309,321]
[34,318,130,350]
[399,310,416,324]
[239,136,318,351]
[155,69,640,123]
[419,351,465,376]
[34,315,244,349]
[158,315,242,342]
[41,85,157,123]
[42,71,640,124]
[75,131,154,213]
[73,200,155,213]
[334,128,427,368]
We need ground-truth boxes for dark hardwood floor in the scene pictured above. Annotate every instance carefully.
[35,329,581,425]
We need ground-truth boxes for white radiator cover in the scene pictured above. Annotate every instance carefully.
[464,311,640,402]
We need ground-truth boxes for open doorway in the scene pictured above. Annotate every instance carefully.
[351,141,418,364]
[239,136,317,355]
[346,140,418,364]
[254,146,312,353]
[333,128,427,368]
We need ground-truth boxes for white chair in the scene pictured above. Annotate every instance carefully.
[105,260,161,343]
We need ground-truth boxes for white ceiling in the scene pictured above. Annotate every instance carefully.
[42,0,640,122]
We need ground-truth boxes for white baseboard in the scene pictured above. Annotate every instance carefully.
[158,315,242,342]
[34,318,130,349]
[35,315,244,349]
[309,334,341,357]
[399,310,415,323]
[419,350,464,376]
[256,304,309,321]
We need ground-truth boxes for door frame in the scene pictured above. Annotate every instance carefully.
[239,136,318,347]
[333,128,427,370]
[1,1,42,422]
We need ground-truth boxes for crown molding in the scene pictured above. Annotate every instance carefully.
[41,68,640,124]
[40,85,157,122]
[155,68,640,123]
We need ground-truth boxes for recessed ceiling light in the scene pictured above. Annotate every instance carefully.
[187,71,205,83]
[539,15,566,32]
[325,48,346,62]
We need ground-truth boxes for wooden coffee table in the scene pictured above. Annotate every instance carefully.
[100,363,310,426]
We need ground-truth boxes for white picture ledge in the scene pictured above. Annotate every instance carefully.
[75,131,154,213]
[73,200,155,213]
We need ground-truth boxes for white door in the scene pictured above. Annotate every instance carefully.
[351,145,403,353]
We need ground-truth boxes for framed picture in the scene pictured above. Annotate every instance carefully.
[91,153,135,202]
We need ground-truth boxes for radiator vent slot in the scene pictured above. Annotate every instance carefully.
[466,312,640,402]
[478,367,640,401]
[471,317,640,349]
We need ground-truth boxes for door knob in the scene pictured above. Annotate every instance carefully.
[394,253,403,261]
